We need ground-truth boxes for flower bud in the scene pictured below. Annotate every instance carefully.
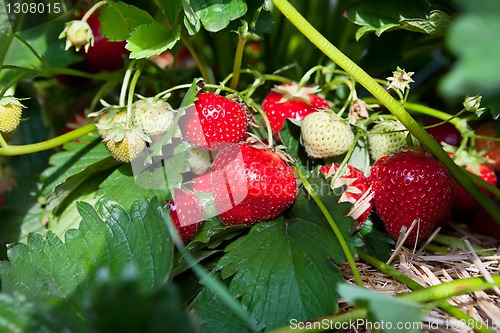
[463,95,485,113]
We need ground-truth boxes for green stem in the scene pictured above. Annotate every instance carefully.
[229,22,248,90]
[81,0,108,22]
[14,33,45,65]
[0,133,8,148]
[0,124,96,156]
[180,34,211,84]
[125,65,142,128]
[295,167,363,287]
[271,0,500,226]
[358,251,494,333]
[0,72,28,98]
[119,60,136,107]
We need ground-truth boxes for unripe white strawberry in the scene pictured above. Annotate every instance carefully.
[0,97,25,133]
[368,120,413,161]
[300,111,354,158]
[132,97,175,137]
[188,147,212,175]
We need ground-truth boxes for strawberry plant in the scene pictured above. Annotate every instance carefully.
[1,0,500,332]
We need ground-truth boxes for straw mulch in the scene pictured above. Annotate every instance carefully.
[340,222,500,333]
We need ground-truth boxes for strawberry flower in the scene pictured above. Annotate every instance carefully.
[59,20,94,52]
[387,67,414,93]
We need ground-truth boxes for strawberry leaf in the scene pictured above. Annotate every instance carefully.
[155,0,183,26]
[0,198,173,300]
[0,269,198,332]
[182,0,247,34]
[193,217,344,330]
[440,0,500,112]
[97,164,170,210]
[346,0,443,40]
[100,1,155,41]
[126,22,181,59]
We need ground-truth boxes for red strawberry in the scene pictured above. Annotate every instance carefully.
[262,83,329,138]
[167,188,205,242]
[471,199,500,239]
[212,141,298,226]
[451,153,497,214]
[187,171,213,193]
[369,150,456,244]
[425,119,462,147]
[319,164,372,227]
[179,92,249,151]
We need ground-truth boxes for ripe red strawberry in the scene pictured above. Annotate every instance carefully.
[471,199,500,239]
[425,119,462,147]
[187,171,213,193]
[212,141,298,226]
[369,150,456,244]
[262,83,329,138]
[167,188,205,242]
[449,151,497,214]
[319,164,372,227]
[179,92,249,151]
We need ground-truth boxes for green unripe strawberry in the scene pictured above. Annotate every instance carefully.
[132,97,175,137]
[300,111,354,158]
[368,120,415,161]
[105,132,147,163]
[0,97,25,133]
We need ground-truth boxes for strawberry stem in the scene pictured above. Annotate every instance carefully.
[0,124,97,156]
[81,1,108,22]
[125,62,143,128]
[295,167,364,287]
[229,22,248,90]
[119,60,136,107]
[271,0,500,226]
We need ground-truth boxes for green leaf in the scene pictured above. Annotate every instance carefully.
[190,272,258,333]
[399,10,451,36]
[40,133,113,198]
[126,22,181,59]
[155,0,183,26]
[99,1,155,41]
[97,164,170,210]
[346,0,439,40]
[203,218,344,330]
[0,198,173,300]
[440,0,500,107]
[0,273,198,333]
[182,0,247,34]
[338,284,426,333]
[357,219,394,262]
